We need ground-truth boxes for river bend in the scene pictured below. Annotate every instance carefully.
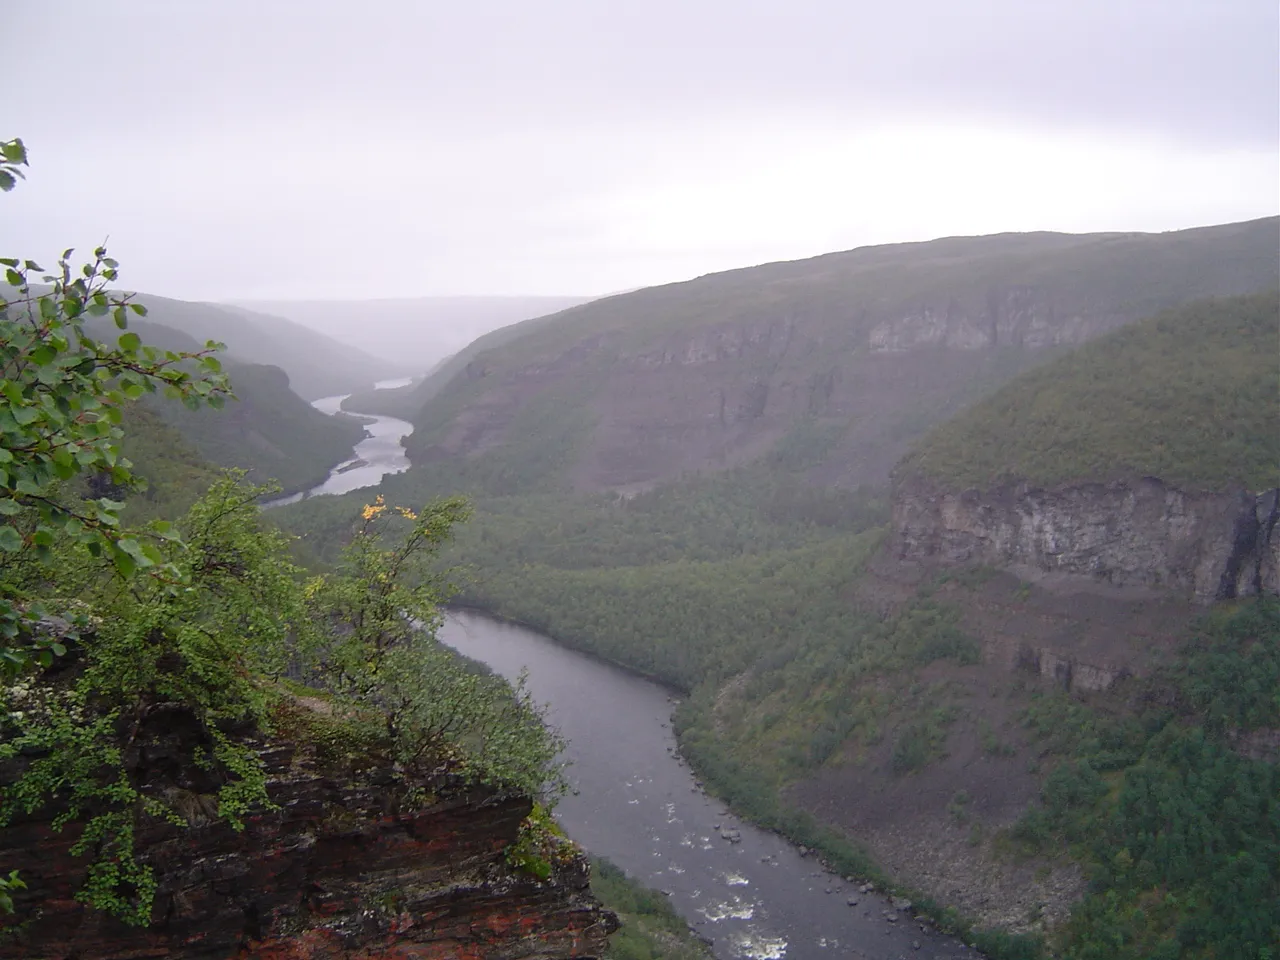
[440,611,979,960]
[283,379,979,959]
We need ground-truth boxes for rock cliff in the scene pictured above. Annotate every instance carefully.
[893,477,1280,604]
[402,218,1278,493]
[0,723,615,959]
[866,286,1121,353]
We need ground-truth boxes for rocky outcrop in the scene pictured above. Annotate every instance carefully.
[0,731,615,959]
[893,477,1280,604]
[404,221,1279,493]
[867,287,1117,353]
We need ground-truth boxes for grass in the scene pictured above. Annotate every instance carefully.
[589,858,712,960]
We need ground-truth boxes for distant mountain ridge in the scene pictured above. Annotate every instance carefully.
[395,217,1280,495]
[128,294,405,400]
[230,295,597,372]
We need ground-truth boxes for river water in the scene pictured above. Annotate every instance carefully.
[440,611,978,960]
[281,380,978,959]
[266,377,415,507]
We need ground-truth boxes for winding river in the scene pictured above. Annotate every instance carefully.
[285,379,978,960]
[266,378,416,506]
[440,612,977,960]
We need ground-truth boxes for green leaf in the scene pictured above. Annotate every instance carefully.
[111,548,137,577]
[118,331,140,352]
[0,140,25,164]
[0,527,21,553]
[0,499,19,516]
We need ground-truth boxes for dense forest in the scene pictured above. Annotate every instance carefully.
[275,290,1280,959]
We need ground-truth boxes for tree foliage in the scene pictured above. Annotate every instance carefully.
[0,142,565,928]
[302,495,565,798]
[0,137,231,673]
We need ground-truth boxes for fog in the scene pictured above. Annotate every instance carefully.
[2,0,1276,303]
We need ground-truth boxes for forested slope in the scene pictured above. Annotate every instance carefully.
[277,231,1280,957]
[126,293,404,399]
[95,319,368,495]
[898,290,1280,491]
[394,218,1278,494]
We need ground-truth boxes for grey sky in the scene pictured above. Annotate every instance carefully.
[2,1,1277,300]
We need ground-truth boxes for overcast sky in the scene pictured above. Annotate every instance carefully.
[2,1,1277,300]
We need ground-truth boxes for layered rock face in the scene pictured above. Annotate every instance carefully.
[406,219,1279,493]
[867,287,1118,353]
[893,477,1280,604]
[0,733,615,959]
[417,299,1148,493]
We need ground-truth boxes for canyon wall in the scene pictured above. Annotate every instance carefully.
[0,730,615,959]
[893,477,1280,604]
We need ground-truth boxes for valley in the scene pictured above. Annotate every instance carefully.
[272,228,1278,959]
[5,215,1277,960]
[6,10,1277,959]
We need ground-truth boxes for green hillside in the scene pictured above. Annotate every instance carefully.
[161,362,367,495]
[115,406,223,521]
[898,291,1280,491]
[270,220,1280,960]
[94,319,368,495]
[127,293,405,400]
[393,218,1279,492]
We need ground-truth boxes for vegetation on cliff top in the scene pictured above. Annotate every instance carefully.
[0,142,565,930]
[898,291,1280,492]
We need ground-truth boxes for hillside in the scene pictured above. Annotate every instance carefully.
[96,319,369,495]
[396,218,1279,494]
[115,406,223,521]
[127,293,404,400]
[897,291,1280,492]
[276,229,1280,958]
[234,295,596,372]
[163,362,368,494]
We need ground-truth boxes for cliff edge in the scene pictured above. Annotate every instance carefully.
[0,707,615,959]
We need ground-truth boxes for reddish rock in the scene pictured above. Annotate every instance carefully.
[0,736,615,959]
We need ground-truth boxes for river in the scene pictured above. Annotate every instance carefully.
[266,377,415,507]
[440,611,977,960]
[283,381,978,960]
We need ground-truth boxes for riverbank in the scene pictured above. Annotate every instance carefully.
[439,609,985,960]
[447,601,1052,959]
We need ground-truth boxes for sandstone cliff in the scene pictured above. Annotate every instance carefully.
[0,719,615,959]
[893,477,1279,604]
